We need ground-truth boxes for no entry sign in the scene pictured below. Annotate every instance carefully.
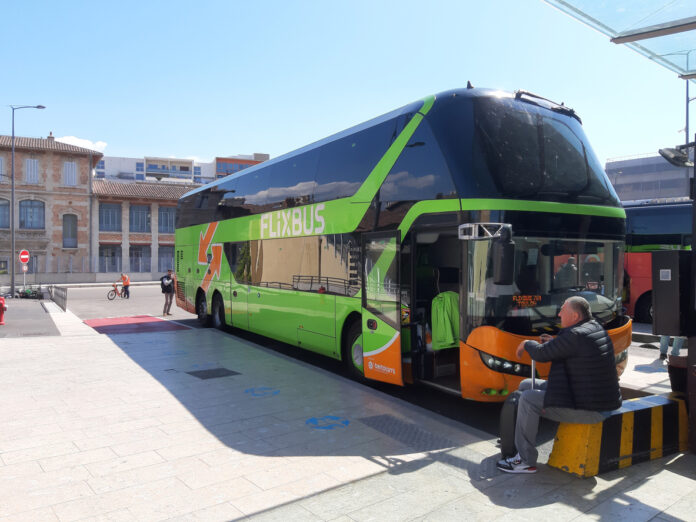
[19,250,30,263]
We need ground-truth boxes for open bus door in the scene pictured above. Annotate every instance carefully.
[361,231,404,386]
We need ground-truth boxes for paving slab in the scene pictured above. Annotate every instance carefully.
[0,302,694,520]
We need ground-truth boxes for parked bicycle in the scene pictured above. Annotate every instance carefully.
[107,283,127,300]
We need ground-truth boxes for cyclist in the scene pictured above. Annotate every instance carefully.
[120,273,130,299]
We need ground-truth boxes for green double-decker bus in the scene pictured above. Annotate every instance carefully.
[175,87,632,402]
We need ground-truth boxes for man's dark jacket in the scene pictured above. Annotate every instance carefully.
[524,318,621,411]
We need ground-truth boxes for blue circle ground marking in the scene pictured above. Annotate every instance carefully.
[305,415,350,430]
[245,387,280,398]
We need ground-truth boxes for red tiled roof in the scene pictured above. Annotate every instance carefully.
[92,180,196,201]
[0,135,104,157]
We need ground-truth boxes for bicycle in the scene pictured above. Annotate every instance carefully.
[107,283,126,300]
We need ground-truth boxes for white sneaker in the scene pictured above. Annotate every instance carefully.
[496,453,537,474]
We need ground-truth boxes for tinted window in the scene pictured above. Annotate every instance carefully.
[381,119,456,203]
[625,204,692,246]
[426,95,621,206]
[264,150,320,208]
[236,167,273,213]
[314,119,396,202]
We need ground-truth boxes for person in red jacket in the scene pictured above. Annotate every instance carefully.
[120,273,130,299]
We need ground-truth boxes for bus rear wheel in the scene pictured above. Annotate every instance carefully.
[212,294,225,330]
[634,292,653,324]
[343,321,365,381]
[196,293,211,327]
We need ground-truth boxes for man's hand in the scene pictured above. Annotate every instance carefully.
[516,341,527,359]
[540,333,553,343]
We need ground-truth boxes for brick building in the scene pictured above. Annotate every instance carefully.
[0,134,102,279]
[91,180,194,275]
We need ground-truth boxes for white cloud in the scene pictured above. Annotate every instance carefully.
[56,136,107,153]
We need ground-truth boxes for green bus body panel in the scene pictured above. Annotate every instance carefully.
[627,244,690,253]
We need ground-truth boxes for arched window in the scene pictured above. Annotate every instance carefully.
[63,214,77,248]
[0,199,9,229]
[19,200,44,229]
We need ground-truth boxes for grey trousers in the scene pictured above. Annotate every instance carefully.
[163,292,174,314]
[515,379,604,466]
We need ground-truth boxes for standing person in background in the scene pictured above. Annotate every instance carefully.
[659,335,684,361]
[120,273,130,299]
[160,269,175,316]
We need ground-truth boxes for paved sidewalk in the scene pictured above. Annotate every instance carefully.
[0,308,694,521]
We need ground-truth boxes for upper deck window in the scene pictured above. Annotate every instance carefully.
[427,96,621,207]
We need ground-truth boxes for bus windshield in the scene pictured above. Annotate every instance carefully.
[426,94,621,206]
[467,237,624,335]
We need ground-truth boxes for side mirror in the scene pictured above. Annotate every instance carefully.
[492,227,515,285]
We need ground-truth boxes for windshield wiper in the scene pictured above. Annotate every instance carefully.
[514,90,582,124]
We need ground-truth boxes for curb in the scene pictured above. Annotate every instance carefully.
[633,332,659,345]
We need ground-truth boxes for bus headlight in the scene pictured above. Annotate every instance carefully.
[479,349,536,378]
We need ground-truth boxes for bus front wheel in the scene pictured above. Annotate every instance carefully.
[634,292,653,324]
[343,321,365,381]
[196,293,211,327]
[212,293,225,330]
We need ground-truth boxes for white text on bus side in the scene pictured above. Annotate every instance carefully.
[260,203,326,239]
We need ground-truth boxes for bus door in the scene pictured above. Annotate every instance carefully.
[226,241,249,330]
[361,231,403,386]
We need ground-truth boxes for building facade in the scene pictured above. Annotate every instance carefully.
[605,153,693,201]
[0,134,102,279]
[0,137,269,285]
[91,180,194,276]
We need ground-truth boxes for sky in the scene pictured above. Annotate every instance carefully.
[1,0,692,167]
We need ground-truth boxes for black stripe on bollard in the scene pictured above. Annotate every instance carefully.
[598,414,622,473]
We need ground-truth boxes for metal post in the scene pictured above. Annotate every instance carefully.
[11,109,16,297]
[9,105,45,297]
[690,131,696,454]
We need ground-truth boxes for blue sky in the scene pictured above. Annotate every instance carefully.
[1,0,691,166]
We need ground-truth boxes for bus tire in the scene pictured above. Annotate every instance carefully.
[212,293,225,330]
[634,292,653,324]
[343,320,365,381]
[196,291,212,327]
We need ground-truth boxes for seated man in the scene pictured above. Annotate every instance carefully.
[497,296,621,474]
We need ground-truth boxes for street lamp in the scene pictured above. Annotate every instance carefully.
[10,104,45,297]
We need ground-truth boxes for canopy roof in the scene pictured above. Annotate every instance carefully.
[545,1,696,81]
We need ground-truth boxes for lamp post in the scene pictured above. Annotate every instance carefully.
[10,104,45,297]
[659,136,695,453]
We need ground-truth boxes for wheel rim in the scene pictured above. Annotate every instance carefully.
[351,336,364,372]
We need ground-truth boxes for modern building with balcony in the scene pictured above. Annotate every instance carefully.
[95,156,215,184]
[215,153,269,178]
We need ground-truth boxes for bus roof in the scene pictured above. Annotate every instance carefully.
[180,87,578,201]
